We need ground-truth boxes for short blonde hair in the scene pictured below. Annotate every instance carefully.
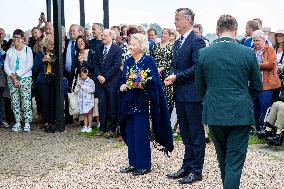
[130,33,149,54]
[43,34,54,47]
[252,30,266,40]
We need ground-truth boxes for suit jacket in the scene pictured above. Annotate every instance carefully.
[63,39,76,75]
[169,30,206,102]
[94,43,122,91]
[89,39,103,63]
[195,37,263,126]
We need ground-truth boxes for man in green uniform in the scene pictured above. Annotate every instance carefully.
[195,15,262,189]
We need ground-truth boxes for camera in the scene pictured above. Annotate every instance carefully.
[41,12,45,16]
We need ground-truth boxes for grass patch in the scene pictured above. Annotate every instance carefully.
[248,134,266,145]
[173,134,182,142]
[173,131,265,145]
[113,142,126,149]
[79,127,99,137]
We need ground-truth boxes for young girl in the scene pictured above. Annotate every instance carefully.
[74,67,95,133]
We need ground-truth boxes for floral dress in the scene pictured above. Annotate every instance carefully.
[74,77,95,114]
[152,42,174,112]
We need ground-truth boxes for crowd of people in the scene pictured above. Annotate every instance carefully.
[0,7,284,189]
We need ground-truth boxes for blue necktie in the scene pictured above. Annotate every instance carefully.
[103,46,108,60]
[176,36,184,52]
[71,41,76,61]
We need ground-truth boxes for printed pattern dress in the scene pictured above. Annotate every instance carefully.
[74,77,96,114]
[152,42,174,112]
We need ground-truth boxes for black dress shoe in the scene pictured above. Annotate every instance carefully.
[267,134,283,146]
[178,173,202,184]
[166,169,189,179]
[256,129,273,139]
[132,169,151,176]
[120,166,136,173]
[45,125,56,133]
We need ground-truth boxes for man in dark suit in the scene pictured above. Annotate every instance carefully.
[88,23,104,53]
[94,29,122,138]
[63,24,80,124]
[195,15,262,189]
[165,8,206,184]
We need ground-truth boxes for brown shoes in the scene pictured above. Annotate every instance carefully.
[95,131,105,137]
[116,136,123,142]
[103,131,115,138]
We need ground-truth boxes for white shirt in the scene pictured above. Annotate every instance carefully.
[4,45,33,78]
[103,42,112,55]
[65,40,76,73]
[180,29,193,47]
[277,51,284,65]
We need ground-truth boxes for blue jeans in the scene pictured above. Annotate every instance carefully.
[254,90,273,131]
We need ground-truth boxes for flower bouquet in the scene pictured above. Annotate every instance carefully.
[126,66,152,89]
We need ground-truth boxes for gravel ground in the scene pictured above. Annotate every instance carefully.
[0,127,283,189]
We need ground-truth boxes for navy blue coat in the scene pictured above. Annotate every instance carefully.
[120,55,174,153]
[33,50,56,84]
[89,39,103,64]
[169,31,206,102]
[94,43,122,91]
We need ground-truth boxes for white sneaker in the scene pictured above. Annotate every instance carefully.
[12,123,22,132]
[86,127,92,133]
[81,126,88,133]
[23,123,31,132]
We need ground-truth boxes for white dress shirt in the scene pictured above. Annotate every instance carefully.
[180,29,193,47]
[103,43,112,55]
[65,40,76,73]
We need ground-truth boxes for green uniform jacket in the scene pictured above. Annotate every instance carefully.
[195,37,263,126]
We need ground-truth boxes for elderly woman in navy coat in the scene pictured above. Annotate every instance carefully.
[119,33,174,176]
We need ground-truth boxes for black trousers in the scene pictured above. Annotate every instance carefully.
[97,86,118,132]
[37,81,56,124]
[175,101,205,176]
[209,125,250,189]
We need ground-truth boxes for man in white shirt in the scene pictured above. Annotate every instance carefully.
[64,24,80,124]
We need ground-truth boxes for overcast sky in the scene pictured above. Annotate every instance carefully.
[1,0,283,35]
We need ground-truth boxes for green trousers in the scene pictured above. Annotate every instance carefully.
[209,125,250,189]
